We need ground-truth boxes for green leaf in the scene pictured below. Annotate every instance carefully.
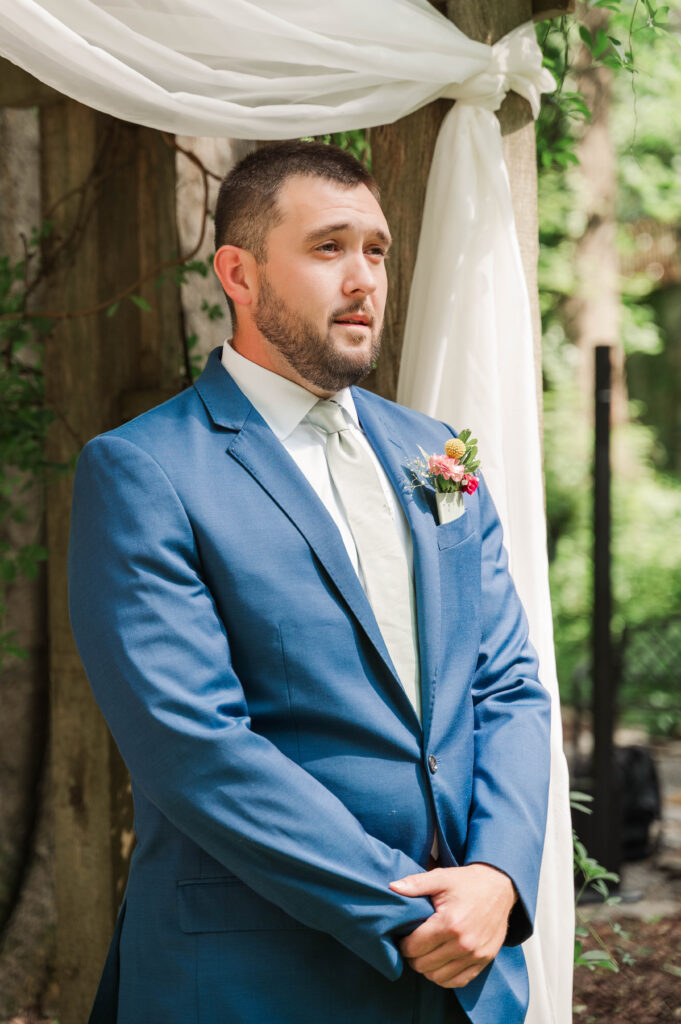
[592,29,610,58]
[185,258,210,278]
[0,560,17,583]
[570,791,594,815]
[581,949,618,967]
[130,294,152,312]
[106,302,119,318]
[200,300,225,322]
[579,26,594,50]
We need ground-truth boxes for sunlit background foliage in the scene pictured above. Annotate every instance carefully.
[538,0,681,735]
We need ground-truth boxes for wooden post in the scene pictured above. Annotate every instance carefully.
[368,0,574,410]
[591,345,621,874]
[38,97,183,1023]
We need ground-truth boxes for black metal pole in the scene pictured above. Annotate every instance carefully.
[592,345,620,874]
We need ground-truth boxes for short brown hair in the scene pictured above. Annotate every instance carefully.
[213,140,380,320]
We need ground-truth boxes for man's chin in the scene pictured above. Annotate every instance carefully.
[330,328,381,362]
[321,356,377,391]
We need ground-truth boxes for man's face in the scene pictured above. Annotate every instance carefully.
[252,174,391,394]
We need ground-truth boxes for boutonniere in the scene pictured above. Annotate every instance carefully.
[407,429,480,525]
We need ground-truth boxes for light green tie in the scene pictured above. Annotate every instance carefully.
[307,399,421,720]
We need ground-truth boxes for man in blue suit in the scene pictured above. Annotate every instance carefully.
[69,140,551,1024]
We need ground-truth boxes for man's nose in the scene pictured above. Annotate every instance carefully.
[342,253,377,296]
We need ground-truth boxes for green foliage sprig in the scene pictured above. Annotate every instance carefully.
[536,0,677,171]
[571,792,628,973]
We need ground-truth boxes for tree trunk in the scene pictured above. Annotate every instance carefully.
[0,106,56,1021]
[40,99,184,1024]
[569,2,627,424]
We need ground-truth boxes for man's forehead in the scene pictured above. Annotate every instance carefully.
[276,174,389,235]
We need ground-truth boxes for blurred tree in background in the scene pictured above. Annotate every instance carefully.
[538,0,681,735]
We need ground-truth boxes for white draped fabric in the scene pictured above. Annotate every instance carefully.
[0,3,574,1020]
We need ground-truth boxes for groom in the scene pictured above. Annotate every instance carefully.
[68,140,551,1024]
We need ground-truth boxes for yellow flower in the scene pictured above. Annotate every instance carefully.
[444,437,466,460]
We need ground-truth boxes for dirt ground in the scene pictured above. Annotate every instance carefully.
[573,915,681,1022]
[573,738,681,1023]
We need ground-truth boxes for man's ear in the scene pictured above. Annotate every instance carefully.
[213,245,257,309]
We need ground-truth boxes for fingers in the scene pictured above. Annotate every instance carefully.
[398,913,452,959]
[406,938,469,975]
[392,863,511,990]
[389,868,449,898]
[405,938,493,990]
[417,958,485,989]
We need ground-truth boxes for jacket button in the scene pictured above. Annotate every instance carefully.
[428,754,438,774]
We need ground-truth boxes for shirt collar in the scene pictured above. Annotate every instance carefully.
[220,340,359,441]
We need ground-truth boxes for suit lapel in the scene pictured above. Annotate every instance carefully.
[352,390,442,740]
[194,351,420,731]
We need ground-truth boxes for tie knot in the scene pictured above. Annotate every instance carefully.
[306,399,348,436]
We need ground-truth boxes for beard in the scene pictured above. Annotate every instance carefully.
[252,270,383,393]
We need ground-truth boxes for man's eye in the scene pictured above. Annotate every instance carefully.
[317,242,339,253]
[367,247,387,258]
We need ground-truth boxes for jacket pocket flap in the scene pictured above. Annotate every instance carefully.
[177,876,306,934]
[436,513,475,551]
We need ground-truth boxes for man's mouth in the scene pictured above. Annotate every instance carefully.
[333,313,371,327]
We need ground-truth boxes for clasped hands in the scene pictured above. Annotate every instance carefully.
[389,863,517,990]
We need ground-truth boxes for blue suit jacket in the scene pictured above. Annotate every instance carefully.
[68,348,551,1024]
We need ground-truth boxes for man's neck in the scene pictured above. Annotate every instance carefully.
[228,334,333,398]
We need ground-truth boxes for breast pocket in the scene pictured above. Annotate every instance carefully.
[436,511,476,551]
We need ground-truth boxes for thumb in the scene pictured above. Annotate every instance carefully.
[389,869,446,897]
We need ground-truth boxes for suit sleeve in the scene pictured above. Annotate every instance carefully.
[68,433,433,980]
[462,473,552,946]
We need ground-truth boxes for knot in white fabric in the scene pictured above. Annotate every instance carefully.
[307,400,421,719]
[440,22,554,117]
[306,398,350,439]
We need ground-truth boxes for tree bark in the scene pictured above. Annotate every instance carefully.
[568,2,627,424]
[40,99,184,1024]
[0,106,55,1021]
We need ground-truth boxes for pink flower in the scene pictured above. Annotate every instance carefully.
[428,455,464,482]
[464,474,479,495]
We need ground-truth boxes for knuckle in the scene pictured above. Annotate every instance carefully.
[441,912,461,939]
[451,968,479,989]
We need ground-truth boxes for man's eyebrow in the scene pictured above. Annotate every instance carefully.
[304,223,392,249]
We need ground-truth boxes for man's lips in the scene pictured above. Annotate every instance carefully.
[333,314,372,327]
